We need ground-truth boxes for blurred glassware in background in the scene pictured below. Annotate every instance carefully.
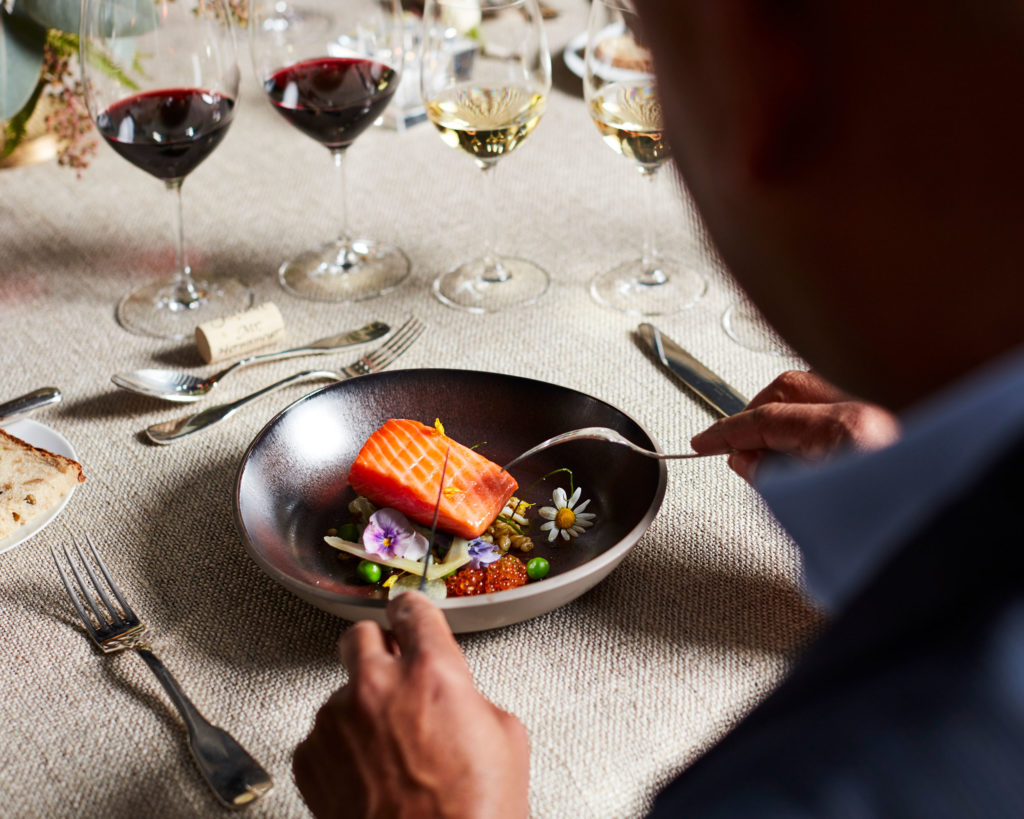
[722,298,791,356]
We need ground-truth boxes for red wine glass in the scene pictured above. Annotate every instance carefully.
[80,0,251,340]
[250,0,410,302]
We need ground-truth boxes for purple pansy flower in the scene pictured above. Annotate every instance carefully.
[467,538,501,569]
[362,509,428,560]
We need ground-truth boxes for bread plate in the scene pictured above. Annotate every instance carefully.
[0,420,80,555]
[234,369,667,633]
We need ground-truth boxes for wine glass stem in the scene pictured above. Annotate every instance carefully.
[478,160,510,283]
[166,179,202,307]
[638,165,667,286]
[333,149,351,244]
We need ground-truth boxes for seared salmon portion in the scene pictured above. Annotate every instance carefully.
[348,419,518,539]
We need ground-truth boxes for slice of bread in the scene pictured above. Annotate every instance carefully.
[0,428,84,541]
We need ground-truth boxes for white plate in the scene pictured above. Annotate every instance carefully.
[0,420,80,556]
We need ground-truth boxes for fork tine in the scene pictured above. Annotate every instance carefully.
[365,317,420,364]
[61,539,112,627]
[366,318,424,369]
[70,534,130,627]
[84,533,136,622]
[370,332,421,371]
[50,545,100,640]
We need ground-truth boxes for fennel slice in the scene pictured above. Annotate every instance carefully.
[324,535,472,581]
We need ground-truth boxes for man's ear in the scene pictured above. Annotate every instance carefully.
[703,0,824,183]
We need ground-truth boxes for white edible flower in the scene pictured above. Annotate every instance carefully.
[538,487,595,542]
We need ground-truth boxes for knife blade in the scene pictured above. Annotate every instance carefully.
[419,444,452,592]
[0,387,62,425]
[636,323,748,417]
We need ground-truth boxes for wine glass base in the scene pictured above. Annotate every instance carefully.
[433,257,550,314]
[278,238,411,303]
[722,302,791,355]
[116,276,253,340]
[589,259,707,316]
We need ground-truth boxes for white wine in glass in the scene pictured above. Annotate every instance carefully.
[80,0,251,339]
[420,0,552,313]
[584,0,707,316]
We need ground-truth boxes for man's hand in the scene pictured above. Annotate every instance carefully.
[691,370,900,482]
[293,591,530,819]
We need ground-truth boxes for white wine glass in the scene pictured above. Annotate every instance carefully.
[584,0,707,316]
[250,0,410,302]
[80,0,251,339]
[420,0,552,313]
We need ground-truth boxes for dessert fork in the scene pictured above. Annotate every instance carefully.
[145,316,425,444]
[51,535,273,809]
[502,426,716,471]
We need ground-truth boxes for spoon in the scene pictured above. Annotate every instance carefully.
[502,426,718,471]
[112,321,389,403]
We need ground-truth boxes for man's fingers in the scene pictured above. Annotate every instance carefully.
[710,403,840,455]
[338,619,391,672]
[745,370,850,410]
[693,401,898,459]
[726,450,762,483]
[386,591,464,664]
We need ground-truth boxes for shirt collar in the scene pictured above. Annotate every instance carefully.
[757,346,1024,612]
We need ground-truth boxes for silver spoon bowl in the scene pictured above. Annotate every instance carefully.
[112,321,389,402]
[502,426,716,471]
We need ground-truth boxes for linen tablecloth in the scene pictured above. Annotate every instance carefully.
[0,2,821,815]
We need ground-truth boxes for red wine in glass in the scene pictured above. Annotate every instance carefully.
[250,0,409,302]
[96,89,235,180]
[264,58,397,150]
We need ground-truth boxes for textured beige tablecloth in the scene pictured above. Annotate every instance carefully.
[0,2,821,815]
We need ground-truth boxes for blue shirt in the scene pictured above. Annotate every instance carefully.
[760,346,1024,612]
[650,350,1024,817]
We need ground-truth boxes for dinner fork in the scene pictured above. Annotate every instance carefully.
[51,535,273,809]
[145,316,426,444]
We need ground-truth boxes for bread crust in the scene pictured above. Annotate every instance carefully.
[0,428,84,540]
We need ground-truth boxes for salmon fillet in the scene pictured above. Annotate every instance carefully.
[348,419,518,539]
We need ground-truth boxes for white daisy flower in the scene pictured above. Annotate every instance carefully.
[538,487,596,542]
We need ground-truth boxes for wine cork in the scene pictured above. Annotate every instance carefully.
[195,302,286,363]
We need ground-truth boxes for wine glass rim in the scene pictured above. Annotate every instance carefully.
[594,0,637,11]
[436,0,531,8]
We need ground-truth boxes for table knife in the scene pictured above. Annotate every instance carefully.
[0,387,62,425]
[636,324,748,417]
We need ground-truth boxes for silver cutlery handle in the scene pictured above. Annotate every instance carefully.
[135,647,273,808]
[199,321,389,393]
[146,370,334,444]
[0,386,62,424]
[217,320,391,375]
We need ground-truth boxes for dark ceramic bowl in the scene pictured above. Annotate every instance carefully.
[234,369,666,633]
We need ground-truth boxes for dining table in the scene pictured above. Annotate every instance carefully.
[0,1,823,815]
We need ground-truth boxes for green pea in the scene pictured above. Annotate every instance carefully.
[526,557,550,580]
[337,522,361,542]
[356,560,383,584]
